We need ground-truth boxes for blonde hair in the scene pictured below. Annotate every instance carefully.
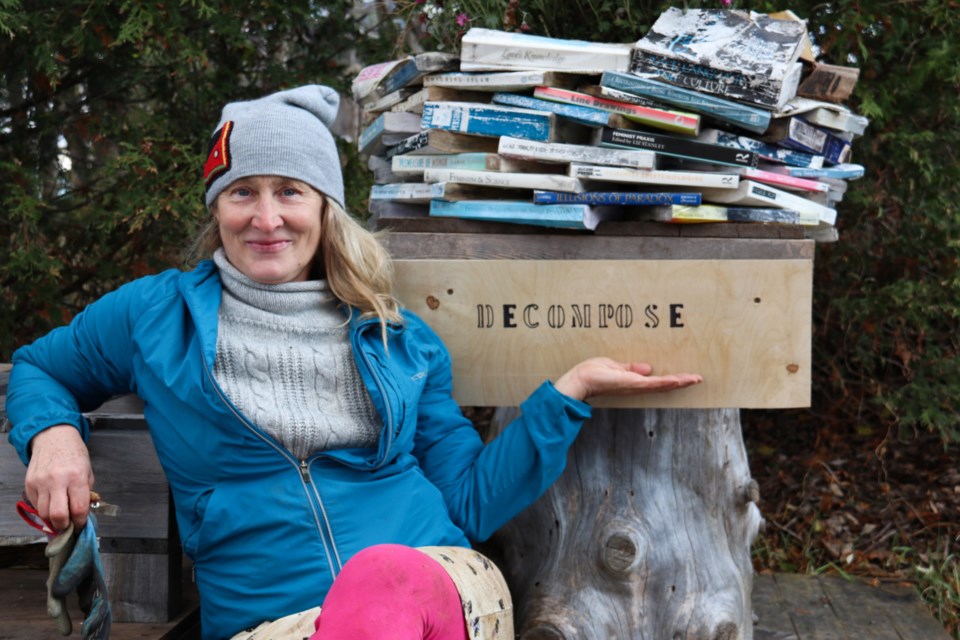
[193,191,403,340]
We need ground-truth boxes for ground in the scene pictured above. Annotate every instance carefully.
[742,408,960,638]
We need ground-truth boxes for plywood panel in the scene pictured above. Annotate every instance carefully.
[394,258,812,408]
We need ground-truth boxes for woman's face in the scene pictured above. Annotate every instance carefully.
[215,176,324,284]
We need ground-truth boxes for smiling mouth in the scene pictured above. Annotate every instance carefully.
[246,239,293,253]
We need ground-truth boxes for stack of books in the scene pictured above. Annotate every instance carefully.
[353,9,869,237]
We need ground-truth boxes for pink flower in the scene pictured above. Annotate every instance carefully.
[455,12,469,27]
[721,0,732,5]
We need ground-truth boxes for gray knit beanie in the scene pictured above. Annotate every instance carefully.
[203,85,345,209]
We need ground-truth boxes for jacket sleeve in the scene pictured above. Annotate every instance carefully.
[409,319,592,542]
[6,276,160,465]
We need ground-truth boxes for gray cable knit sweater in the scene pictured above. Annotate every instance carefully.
[212,249,381,460]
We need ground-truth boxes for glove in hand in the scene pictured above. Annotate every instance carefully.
[49,514,112,640]
[45,522,77,635]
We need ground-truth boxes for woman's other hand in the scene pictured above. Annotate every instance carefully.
[553,358,703,402]
[25,425,95,532]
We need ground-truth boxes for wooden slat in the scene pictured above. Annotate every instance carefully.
[753,574,801,640]
[382,232,815,261]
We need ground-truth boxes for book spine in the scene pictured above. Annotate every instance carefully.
[492,92,611,126]
[429,198,599,230]
[459,29,631,73]
[600,71,772,134]
[423,168,580,192]
[358,115,386,154]
[599,127,758,168]
[421,102,554,142]
[386,131,430,158]
[498,136,656,169]
[533,86,700,136]
[424,71,549,90]
[741,167,828,193]
[391,153,499,174]
[380,60,422,96]
[370,183,436,202]
[629,50,784,108]
[724,207,810,225]
[775,163,865,180]
[570,163,739,189]
[534,191,702,206]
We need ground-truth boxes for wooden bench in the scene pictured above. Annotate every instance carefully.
[0,365,195,626]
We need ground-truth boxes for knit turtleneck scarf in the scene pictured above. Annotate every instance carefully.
[212,249,381,459]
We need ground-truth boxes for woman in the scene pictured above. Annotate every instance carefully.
[6,85,702,640]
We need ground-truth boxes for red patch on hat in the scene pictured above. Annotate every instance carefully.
[203,121,233,188]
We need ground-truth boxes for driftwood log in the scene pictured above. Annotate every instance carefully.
[490,407,764,640]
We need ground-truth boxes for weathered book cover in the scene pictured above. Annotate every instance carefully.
[392,153,503,174]
[370,183,438,203]
[774,96,869,135]
[630,8,809,108]
[424,70,587,91]
[697,129,825,169]
[697,180,836,225]
[636,204,811,225]
[534,191,702,206]
[498,136,656,169]
[352,58,422,103]
[763,117,852,165]
[358,111,423,156]
[600,71,771,134]
[492,92,616,127]
[569,163,740,189]
[421,101,556,142]
[596,126,759,168]
[429,198,620,230]
[667,160,829,192]
[533,86,700,136]
[761,163,864,180]
[459,28,632,73]
[422,168,582,193]
[797,62,860,103]
[386,130,500,159]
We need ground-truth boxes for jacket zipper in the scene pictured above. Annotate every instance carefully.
[353,320,396,470]
[201,362,342,577]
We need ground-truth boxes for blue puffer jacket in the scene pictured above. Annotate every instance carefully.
[7,260,591,639]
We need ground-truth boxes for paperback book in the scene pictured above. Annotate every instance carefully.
[429,199,621,230]
[635,204,812,225]
[531,86,700,136]
[498,136,657,169]
[459,28,632,73]
[775,96,869,135]
[392,152,561,175]
[630,8,809,109]
[423,70,587,92]
[600,71,772,134]
[422,168,582,193]
[763,117,852,165]
[696,179,837,225]
[492,92,618,127]
[386,129,500,158]
[358,111,423,156]
[421,101,558,142]
[595,126,759,168]
[569,163,739,189]
[697,129,825,169]
[761,163,865,180]
[534,191,702,206]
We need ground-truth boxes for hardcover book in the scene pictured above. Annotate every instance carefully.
[697,179,837,225]
[429,198,622,230]
[498,136,656,169]
[421,101,556,142]
[534,191,702,206]
[459,28,632,73]
[569,163,739,189]
[386,129,500,158]
[696,129,825,169]
[630,8,809,109]
[595,126,759,168]
[532,86,700,136]
[600,71,772,134]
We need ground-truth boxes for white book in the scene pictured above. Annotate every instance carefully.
[370,183,438,203]
[460,28,632,73]
[498,136,656,169]
[775,96,870,135]
[422,168,582,193]
[698,180,837,226]
[569,163,739,189]
[423,71,584,91]
[389,88,431,114]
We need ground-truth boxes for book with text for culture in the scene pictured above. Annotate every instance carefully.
[630,8,809,109]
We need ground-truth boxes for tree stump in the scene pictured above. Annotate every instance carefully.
[490,407,763,640]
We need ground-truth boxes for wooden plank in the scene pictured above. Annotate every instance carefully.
[818,575,952,640]
[101,550,181,622]
[752,574,801,639]
[393,258,812,408]
[382,232,815,261]
[773,573,849,640]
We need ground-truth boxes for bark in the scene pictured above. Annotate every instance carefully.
[491,407,763,640]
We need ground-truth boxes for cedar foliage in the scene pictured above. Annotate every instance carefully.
[2,0,959,446]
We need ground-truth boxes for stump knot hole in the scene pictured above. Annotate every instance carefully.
[599,526,645,577]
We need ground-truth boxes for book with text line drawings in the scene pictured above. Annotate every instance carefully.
[595,126,759,168]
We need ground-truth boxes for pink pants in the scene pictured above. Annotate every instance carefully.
[310,544,468,640]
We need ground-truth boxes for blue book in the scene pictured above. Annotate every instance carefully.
[770,163,865,180]
[600,71,772,134]
[698,129,824,169]
[429,199,618,230]
[421,101,555,142]
[534,191,701,206]
[491,92,611,127]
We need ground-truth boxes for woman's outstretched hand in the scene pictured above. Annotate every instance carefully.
[553,358,703,402]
